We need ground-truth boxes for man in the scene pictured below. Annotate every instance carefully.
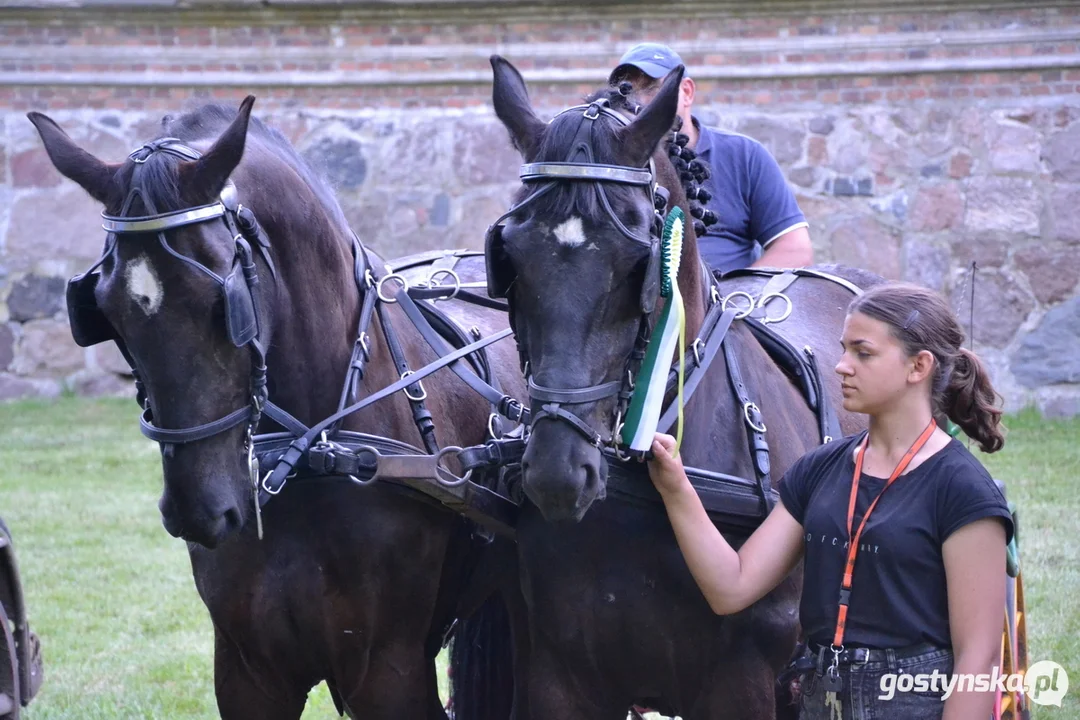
[610,43,813,274]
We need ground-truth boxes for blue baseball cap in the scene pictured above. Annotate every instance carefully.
[609,43,685,83]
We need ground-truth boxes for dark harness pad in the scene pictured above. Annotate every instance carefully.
[66,271,117,348]
[639,238,661,315]
[485,224,514,299]
[223,259,258,347]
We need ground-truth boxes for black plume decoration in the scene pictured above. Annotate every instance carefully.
[662,127,719,235]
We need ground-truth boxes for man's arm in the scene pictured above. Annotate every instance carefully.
[743,138,812,269]
[754,225,812,268]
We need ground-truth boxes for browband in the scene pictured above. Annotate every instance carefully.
[519,162,653,186]
[102,202,226,234]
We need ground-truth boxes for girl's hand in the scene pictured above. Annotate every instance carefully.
[647,433,690,496]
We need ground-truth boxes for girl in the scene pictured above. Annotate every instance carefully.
[648,282,1014,720]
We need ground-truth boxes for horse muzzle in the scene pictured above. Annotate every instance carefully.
[521,421,608,522]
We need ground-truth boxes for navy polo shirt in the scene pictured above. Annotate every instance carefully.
[693,120,808,274]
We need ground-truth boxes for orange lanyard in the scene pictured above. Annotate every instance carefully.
[831,419,937,649]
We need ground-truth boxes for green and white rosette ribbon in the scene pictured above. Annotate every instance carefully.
[621,207,686,454]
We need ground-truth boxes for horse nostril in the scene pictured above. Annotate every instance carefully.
[584,461,606,501]
[223,506,242,534]
[583,463,598,494]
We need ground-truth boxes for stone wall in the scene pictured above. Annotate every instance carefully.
[1,0,1079,415]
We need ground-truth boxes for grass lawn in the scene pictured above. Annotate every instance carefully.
[1,398,1077,718]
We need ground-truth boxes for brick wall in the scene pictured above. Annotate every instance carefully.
[2,0,1079,415]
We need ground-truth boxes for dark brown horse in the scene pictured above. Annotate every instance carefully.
[456,57,882,719]
[30,98,523,719]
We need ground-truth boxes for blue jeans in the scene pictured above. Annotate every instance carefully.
[798,644,954,720]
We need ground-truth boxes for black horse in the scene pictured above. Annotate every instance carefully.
[30,98,524,719]
[457,57,883,719]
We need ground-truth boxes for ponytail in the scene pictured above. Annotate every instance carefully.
[941,349,1005,453]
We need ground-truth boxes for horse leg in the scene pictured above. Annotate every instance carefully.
[336,642,433,720]
[524,643,625,720]
[212,630,308,720]
[685,655,778,720]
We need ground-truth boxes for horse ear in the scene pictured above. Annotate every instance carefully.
[26,112,119,205]
[182,95,256,201]
[491,55,545,159]
[616,66,684,168]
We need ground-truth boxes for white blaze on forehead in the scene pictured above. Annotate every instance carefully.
[553,216,587,247]
[125,256,164,315]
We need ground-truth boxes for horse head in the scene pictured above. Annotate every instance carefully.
[488,57,703,521]
[29,98,283,548]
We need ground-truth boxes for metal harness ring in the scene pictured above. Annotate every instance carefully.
[721,290,755,319]
[376,273,409,303]
[757,291,793,324]
[426,269,462,301]
[348,445,380,486]
[435,445,472,487]
[612,418,631,461]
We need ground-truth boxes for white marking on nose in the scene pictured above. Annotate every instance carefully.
[553,216,587,247]
[126,257,164,315]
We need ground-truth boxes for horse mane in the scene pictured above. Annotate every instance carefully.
[118,104,351,239]
[514,87,645,228]
[515,84,713,242]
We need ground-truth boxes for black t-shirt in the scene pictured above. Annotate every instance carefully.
[779,434,1014,649]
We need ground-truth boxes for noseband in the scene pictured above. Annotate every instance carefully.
[67,138,277,451]
[486,99,671,454]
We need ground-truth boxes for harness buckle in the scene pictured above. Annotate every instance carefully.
[261,470,286,496]
[583,103,602,120]
[501,397,526,423]
[400,371,428,402]
[743,401,767,433]
[692,338,705,367]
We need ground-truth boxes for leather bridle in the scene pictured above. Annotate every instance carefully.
[69,139,283,454]
[485,99,671,454]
